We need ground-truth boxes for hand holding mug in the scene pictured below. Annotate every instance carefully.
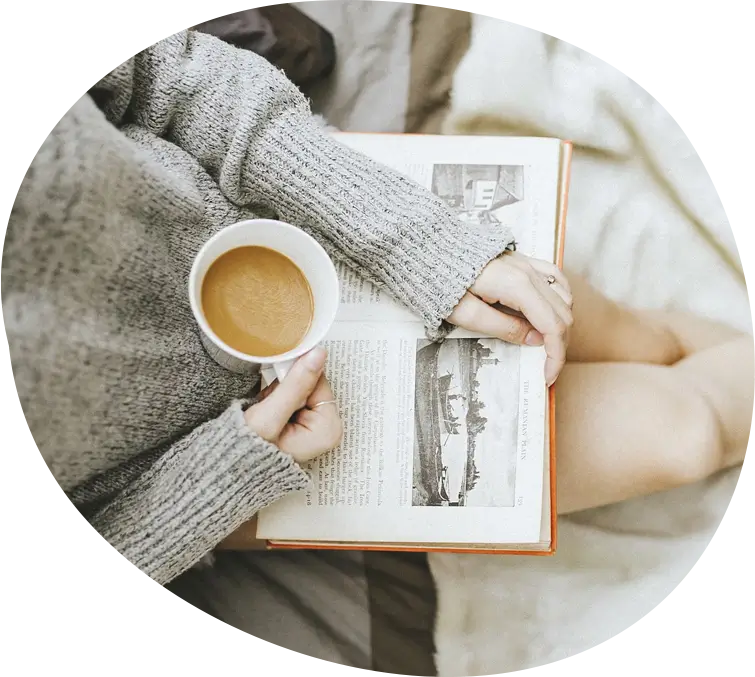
[216,348,340,553]
[245,347,342,464]
[448,252,573,386]
[189,220,342,462]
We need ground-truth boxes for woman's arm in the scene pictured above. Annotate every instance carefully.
[91,30,515,339]
[83,401,309,585]
[77,350,340,585]
[214,515,267,551]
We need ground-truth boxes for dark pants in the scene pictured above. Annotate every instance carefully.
[193,5,336,94]
[168,549,437,675]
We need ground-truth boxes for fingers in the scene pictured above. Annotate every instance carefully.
[510,284,568,386]
[506,254,573,321]
[512,281,569,386]
[305,372,337,409]
[448,294,544,346]
[301,376,342,446]
[494,272,567,339]
[519,255,571,295]
[547,281,572,309]
[245,347,327,441]
[468,256,572,385]
[297,375,342,449]
[521,265,573,381]
[279,375,343,462]
[533,277,573,328]
[256,380,279,402]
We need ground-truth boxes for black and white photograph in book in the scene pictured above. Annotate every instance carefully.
[431,164,524,226]
[413,338,520,507]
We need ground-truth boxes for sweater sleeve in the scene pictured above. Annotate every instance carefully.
[85,401,309,585]
[90,30,515,339]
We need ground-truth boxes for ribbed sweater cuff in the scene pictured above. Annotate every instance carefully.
[246,115,516,340]
[89,401,309,584]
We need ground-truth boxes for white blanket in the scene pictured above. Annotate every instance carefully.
[294,1,412,132]
[430,16,749,676]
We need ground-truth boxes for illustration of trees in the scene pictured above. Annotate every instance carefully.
[461,340,493,500]
[466,458,481,491]
[467,394,488,436]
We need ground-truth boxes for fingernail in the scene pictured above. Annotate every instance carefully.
[302,346,327,371]
[545,368,556,387]
[525,330,544,346]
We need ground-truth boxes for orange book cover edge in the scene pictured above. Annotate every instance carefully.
[266,138,574,556]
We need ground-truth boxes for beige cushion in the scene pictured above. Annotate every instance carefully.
[406,5,471,133]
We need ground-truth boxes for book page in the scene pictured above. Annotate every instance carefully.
[333,134,562,325]
[258,135,560,545]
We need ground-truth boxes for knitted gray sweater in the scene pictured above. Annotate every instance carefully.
[2,31,514,584]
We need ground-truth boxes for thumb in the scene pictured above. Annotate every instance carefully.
[248,348,327,439]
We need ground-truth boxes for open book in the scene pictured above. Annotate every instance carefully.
[257,133,572,555]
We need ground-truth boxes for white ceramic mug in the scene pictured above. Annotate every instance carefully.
[189,219,340,380]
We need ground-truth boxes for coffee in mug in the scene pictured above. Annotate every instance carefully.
[189,219,340,379]
[201,246,314,357]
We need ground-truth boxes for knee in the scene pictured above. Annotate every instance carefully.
[659,388,723,487]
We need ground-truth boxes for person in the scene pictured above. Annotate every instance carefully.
[3,28,750,672]
[545,274,751,513]
[2,29,571,585]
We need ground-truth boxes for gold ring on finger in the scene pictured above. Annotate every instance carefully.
[312,400,338,409]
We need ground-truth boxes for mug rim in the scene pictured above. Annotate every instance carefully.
[188,219,340,365]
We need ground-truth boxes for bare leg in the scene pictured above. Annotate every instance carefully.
[672,336,754,468]
[565,272,745,362]
[641,309,744,355]
[555,272,753,514]
[556,336,752,513]
[564,273,684,365]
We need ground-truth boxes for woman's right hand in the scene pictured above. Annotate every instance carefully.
[244,347,342,465]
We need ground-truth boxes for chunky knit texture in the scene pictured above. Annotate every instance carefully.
[2,31,514,584]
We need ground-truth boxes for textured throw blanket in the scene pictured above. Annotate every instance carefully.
[429,15,749,676]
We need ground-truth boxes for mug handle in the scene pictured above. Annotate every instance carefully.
[273,359,295,382]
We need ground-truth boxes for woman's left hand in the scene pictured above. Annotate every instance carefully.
[448,252,573,386]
